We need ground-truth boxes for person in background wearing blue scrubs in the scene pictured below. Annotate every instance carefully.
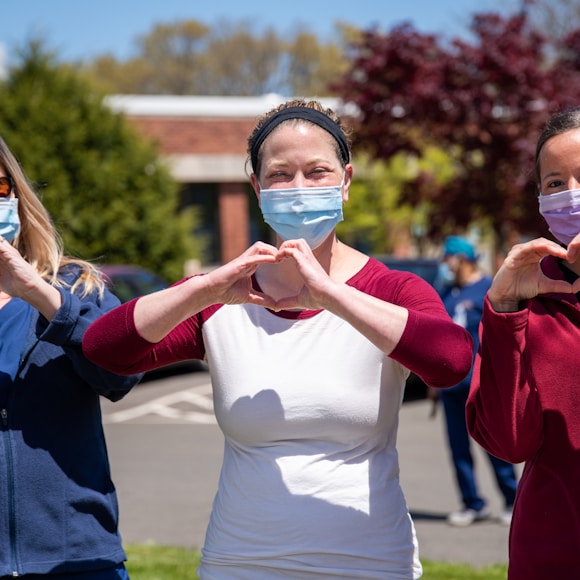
[436,235,518,527]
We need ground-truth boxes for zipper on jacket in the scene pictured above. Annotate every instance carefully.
[1,408,20,576]
[0,313,41,577]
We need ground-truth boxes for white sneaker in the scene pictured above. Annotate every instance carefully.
[498,507,513,526]
[447,506,492,527]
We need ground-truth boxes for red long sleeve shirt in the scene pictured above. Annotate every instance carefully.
[467,255,580,579]
[84,257,473,389]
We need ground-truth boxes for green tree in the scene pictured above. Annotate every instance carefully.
[0,41,203,283]
[200,22,284,96]
[338,148,458,255]
[84,19,347,97]
[286,31,347,97]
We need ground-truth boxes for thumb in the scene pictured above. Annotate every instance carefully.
[542,278,575,294]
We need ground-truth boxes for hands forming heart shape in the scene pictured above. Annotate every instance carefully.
[209,240,333,312]
[489,237,580,311]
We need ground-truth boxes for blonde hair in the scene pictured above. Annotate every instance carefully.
[0,136,105,299]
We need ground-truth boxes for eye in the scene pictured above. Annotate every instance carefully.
[543,178,566,192]
[261,171,295,188]
[308,168,334,180]
[267,171,289,181]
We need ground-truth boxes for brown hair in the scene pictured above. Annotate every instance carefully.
[247,99,352,177]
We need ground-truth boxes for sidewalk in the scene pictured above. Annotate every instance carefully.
[398,398,519,568]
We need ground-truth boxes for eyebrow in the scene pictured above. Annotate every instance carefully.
[541,170,561,182]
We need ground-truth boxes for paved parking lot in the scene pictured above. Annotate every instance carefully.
[102,372,519,568]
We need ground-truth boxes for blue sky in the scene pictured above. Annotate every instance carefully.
[4,0,518,65]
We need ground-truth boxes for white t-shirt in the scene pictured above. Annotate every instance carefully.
[199,298,421,579]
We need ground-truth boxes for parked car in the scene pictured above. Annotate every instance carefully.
[99,264,169,303]
[373,255,446,294]
[98,264,205,377]
[373,255,447,402]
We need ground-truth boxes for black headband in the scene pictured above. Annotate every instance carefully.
[250,106,350,172]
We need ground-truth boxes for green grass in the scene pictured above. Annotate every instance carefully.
[125,544,201,579]
[125,544,508,579]
[421,560,508,579]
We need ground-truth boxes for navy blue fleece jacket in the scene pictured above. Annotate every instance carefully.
[0,267,142,576]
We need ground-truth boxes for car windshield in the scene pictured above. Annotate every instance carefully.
[373,255,445,291]
[101,266,168,303]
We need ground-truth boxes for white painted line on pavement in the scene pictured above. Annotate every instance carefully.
[104,382,216,424]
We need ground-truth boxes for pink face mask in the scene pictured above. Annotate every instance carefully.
[538,188,580,246]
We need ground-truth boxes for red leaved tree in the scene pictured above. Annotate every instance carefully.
[333,9,580,250]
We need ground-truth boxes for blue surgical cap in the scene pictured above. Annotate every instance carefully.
[443,236,477,261]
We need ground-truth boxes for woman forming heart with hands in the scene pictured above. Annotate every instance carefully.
[468,106,580,580]
[83,99,473,580]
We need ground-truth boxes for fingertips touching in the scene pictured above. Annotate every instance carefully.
[566,244,580,264]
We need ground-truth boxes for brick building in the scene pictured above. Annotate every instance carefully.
[106,94,346,266]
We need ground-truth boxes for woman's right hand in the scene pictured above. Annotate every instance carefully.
[204,242,280,307]
[0,235,62,320]
[488,237,573,312]
[133,242,279,343]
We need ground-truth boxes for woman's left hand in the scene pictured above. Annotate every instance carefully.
[273,239,336,310]
[273,238,410,357]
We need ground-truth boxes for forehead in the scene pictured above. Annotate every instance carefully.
[261,121,339,160]
[541,128,580,162]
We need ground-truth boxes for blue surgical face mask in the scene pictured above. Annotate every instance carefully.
[538,188,580,246]
[0,198,20,242]
[438,262,456,288]
[259,181,344,249]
